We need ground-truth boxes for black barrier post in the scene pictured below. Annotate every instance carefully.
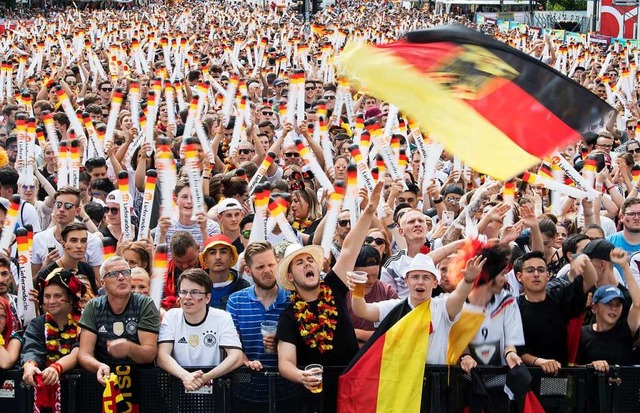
[170,375,180,412]
[66,371,80,413]
[576,368,587,413]
[267,371,277,413]
[597,371,610,413]
[432,369,442,411]
[218,377,232,413]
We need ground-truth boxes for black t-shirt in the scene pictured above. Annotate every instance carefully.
[276,270,359,367]
[37,261,99,295]
[516,276,587,365]
[578,321,634,366]
[232,236,244,255]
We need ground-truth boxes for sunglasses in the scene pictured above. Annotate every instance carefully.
[305,87,315,91]
[242,230,251,239]
[628,125,636,130]
[238,148,254,155]
[261,111,274,116]
[628,148,640,154]
[365,236,385,246]
[290,180,305,191]
[55,201,77,210]
[323,95,336,100]
[104,206,120,215]
[21,185,35,191]
[284,152,300,158]
[338,219,351,227]
[101,88,113,92]
[284,171,302,181]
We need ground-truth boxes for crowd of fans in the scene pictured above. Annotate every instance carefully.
[0,0,639,411]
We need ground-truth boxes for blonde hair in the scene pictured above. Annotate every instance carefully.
[131,267,150,281]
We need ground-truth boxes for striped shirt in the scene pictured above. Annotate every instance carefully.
[226,285,291,365]
[226,286,292,403]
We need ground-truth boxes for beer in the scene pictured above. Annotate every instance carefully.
[349,271,368,299]
[305,364,323,393]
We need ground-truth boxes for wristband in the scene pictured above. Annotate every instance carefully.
[533,357,539,366]
[433,197,443,204]
[606,186,614,192]
[505,350,516,358]
[386,223,397,230]
[24,360,38,369]
[50,362,63,375]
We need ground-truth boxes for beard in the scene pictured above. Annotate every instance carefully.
[253,276,277,291]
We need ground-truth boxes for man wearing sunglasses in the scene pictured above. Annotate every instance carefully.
[32,187,104,283]
[79,256,160,395]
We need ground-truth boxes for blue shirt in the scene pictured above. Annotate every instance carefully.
[226,286,291,365]
[606,232,640,286]
[226,286,293,403]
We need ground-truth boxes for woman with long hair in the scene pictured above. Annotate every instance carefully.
[289,187,323,242]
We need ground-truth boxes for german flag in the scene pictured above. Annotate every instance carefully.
[338,300,431,413]
[339,26,613,180]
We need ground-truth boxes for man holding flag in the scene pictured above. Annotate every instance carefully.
[275,182,382,413]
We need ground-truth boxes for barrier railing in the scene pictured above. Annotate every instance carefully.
[1,365,639,412]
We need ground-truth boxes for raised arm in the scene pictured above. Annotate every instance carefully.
[333,182,383,285]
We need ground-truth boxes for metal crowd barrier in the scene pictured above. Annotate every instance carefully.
[1,365,639,412]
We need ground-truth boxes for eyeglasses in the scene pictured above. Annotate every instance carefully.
[261,111,274,116]
[284,152,300,158]
[104,206,120,215]
[101,88,113,92]
[177,290,207,298]
[521,266,548,275]
[445,196,461,203]
[21,185,35,191]
[103,269,132,279]
[55,201,77,210]
[323,95,336,100]
[242,230,251,239]
[338,219,350,227]
[596,144,613,150]
[628,148,640,154]
[625,212,640,218]
[238,148,254,155]
[365,236,385,246]
[6,145,17,151]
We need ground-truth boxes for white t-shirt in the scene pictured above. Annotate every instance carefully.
[32,226,104,267]
[466,290,524,366]
[372,295,455,365]
[158,306,242,367]
[380,251,412,298]
[18,200,42,232]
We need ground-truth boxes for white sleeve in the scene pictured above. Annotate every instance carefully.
[380,265,398,294]
[372,298,403,327]
[217,311,242,349]
[207,220,221,236]
[31,232,47,265]
[504,298,525,347]
[20,203,42,232]
[86,233,105,267]
[158,309,177,343]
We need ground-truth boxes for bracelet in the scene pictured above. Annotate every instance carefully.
[23,360,38,369]
[460,354,472,362]
[202,176,210,180]
[533,357,539,366]
[82,217,90,223]
[606,186,614,192]
[433,197,443,204]
[505,350,516,358]
[50,362,63,375]
[386,223,397,230]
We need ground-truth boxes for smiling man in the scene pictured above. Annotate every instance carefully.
[201,235,250,309]
[78,255,160,406]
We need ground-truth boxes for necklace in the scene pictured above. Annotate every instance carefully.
[44,310,81,366]
[290,282,338,353]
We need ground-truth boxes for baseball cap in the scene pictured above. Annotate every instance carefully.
[593,285,626,304]
[402,253,441,281]
[273,78,286,87]
[354,245,381,268]
[201,234,238,266]
[217,198,243,214]
[105,190,120,204]
[582,238,614,261]
[0,197,10,213]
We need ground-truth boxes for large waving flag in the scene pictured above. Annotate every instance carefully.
[339,25,613,180]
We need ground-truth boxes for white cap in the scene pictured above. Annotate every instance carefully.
[217,198,243,214]
[402,254,441,282]
[105,190,120,204]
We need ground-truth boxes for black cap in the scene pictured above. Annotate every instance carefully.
[355,245,381,268]
[582,238,614,261]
